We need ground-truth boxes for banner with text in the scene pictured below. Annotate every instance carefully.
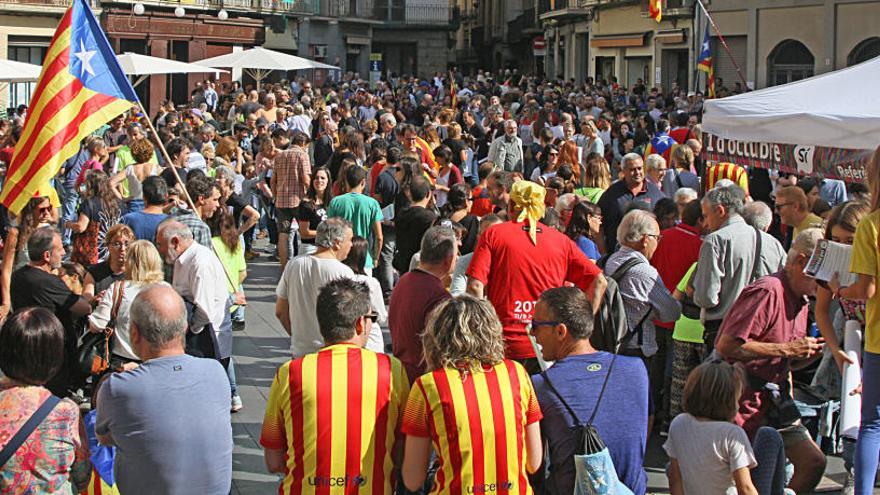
[703,133,872,183]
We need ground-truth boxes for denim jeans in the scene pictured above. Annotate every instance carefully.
[376,224,396,299]
[751,426,787,495]
[56,183,79,247]
[854,350,880,494]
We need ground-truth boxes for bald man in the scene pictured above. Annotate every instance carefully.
[95,285,233,495]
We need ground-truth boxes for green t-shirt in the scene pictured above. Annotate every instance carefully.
[326,192,383,269]
[212,237,246,295]
[573,186,605,204]
[673,263,704,343]
[115,146,159,197]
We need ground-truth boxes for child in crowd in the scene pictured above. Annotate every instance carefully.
[666,361,790,495]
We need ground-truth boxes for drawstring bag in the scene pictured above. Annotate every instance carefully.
[541,353,634,495]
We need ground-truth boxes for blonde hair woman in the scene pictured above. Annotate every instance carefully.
[401,295,543,494]
[88,240,168,368]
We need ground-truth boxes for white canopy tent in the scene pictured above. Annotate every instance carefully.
[703,55,880,150]
[116,52,228,88]
[192,47,340,89]
[0,59,42,83]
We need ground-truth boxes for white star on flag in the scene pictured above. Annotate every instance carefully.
[74,39,97,78]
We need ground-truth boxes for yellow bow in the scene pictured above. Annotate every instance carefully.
[510,181,546,245]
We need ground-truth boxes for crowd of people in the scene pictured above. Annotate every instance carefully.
[0,68,879,495]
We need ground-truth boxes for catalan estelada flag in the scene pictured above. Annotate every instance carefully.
[649,0,662,22]
[697,25,712,72]
[0,0,137,214]
[697,25,716,98]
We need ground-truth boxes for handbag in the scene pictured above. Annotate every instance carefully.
[77,281,124,377]
[0,395,61,468]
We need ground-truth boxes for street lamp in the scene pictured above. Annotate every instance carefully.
[218,9,229,20]
[175,5,185,17]
[133,2,145,15]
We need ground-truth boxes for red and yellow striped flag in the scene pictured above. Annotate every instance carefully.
[0,0,137,214]
[649,0,662,22]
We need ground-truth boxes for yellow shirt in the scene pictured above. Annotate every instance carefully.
[850,210,880,353]
[793,212,823,240]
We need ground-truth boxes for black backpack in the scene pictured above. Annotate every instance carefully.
[591,257,651,353]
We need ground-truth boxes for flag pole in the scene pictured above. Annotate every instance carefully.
[137,107,243,293]
[694,0,749,89]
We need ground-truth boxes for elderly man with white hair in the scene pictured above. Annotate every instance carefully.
[602,209,681,360]
[645,154,669,193]
[693,185,786,357]
[673,187,698,217]
[487,119,523,173]
[715,228,827,494]
[287,103,311,136]
[742,201,774,232]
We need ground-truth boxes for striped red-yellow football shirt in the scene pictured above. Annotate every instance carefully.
[260,344,410,495]
[401,360,543,495]
[704,162,750,196]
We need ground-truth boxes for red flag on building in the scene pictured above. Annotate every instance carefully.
[649,0,662,22]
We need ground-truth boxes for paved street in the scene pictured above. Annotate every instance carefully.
[231,254,853,495]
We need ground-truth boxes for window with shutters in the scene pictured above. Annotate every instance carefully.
[711,35,745,90]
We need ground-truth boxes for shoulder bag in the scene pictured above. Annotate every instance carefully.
[0,395,61,468]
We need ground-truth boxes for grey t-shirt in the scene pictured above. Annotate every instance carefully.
[96,354,232,495]
[663,413,757,495]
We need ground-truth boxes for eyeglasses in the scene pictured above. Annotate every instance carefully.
[645,233,662,241]
[37,205,52,214]
[110,241,131,249]
[525,320,560,333]
[363,312,379,322]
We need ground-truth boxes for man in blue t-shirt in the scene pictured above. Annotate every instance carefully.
[530,287,650,495]
[96,285,232,495]
[121,176,168,243]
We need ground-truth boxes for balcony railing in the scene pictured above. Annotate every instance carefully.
[103,0,320,14]
[322,0,376,17]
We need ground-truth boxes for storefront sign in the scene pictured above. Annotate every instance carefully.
[703,133,872,182]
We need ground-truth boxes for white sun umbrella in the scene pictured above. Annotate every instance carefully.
[116,52,228,88]
[0,59,42,83]
[192,46,340,89]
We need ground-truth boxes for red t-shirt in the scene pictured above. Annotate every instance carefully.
[668,127,694,145]
[470,186,494,218]
[368,160,386,195]
[719,272,809,437]
[650,224,702,330]
[388,269,452,382]
[467,221,602,359]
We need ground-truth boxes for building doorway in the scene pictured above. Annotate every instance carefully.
[625,56,650,88]
[595,56,614,83]
[170,40,190,105]
[662,49,689,91]
[767,39,813,86]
